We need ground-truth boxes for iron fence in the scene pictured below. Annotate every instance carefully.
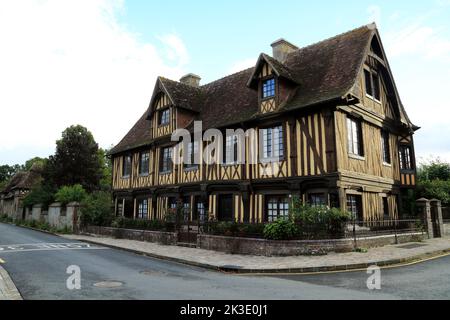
[198,218,426,241]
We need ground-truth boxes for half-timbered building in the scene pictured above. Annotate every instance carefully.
[110,23,418,223]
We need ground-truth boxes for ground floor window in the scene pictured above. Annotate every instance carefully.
[193,196,206,222]
[382,197,389,220]
[137,199,148,219]
[116,200,123,216]
[346,194,362,221]
[168,197,178,209]
[218,194,234,221]
[308,193,326,207]
[182,196,191,221]
[265,196,289,222]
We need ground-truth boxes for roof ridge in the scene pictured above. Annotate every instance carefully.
[200,66,254,88]
[289,23,375,54]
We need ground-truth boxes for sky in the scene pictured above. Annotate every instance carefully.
[0,0,450,166]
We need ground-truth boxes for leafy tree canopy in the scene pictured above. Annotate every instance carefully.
[418,158,450,181]
[44,125,103,192]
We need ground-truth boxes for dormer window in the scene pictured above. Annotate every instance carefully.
[158,108,170,126]
[262,78,276,99]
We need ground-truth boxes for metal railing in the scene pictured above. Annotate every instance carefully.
[198,218,426,241]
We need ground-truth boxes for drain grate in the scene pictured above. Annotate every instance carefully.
[397,243,428,249]
[93,281,123,288]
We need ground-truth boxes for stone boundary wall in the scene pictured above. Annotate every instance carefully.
[24,202,79,231]
[82,225,177,246]
[197,233,426,256]
[81,225,425,256]
[444,223,450,237]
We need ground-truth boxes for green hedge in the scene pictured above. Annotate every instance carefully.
[110,217,175,232]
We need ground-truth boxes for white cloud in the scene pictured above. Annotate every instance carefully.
[382,17,450,162]
[385,23,450,60]
[0,0,189,164]
[227,58,256,75]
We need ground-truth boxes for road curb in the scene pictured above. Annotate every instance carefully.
[5,223,449,275]
[66,237,450,275]
[0,221,65,237]
[0,265,22,300]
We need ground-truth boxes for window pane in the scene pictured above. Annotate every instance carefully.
[382,131,391,164]
[347,118,363,157]
[372,73,380,101]
[262,78,276,99]
[364,70,373,97]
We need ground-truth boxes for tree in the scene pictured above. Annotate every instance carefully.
[98,148,112,191]
[45,125,103,192]
[0,164,21,183]
[23,157,46,171]
[418,158,450,181]
[416,158,450,206]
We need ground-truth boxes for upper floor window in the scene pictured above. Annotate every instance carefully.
[262,78,276,99]
[139,151,150,176]
[122,155,132,178]
[158,109,170,126]
[399,145,413,170]
[347,117,364,157]
[381,131,391,164]
[225,134,239,164]
[364,69,381,101]
[184,141,199,170]
[266,196,289,222]
[261,125,284,160]
[160,147,173,173]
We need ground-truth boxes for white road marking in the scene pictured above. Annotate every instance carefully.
[0,242,108,253]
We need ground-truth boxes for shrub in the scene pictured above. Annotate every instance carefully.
[55,184,87,205]
[22,184,55,209]
[416,179,450,206]
[263,219,298,240]
[205,221,266,238]
[80,191,113,226]
[110,216,170,231]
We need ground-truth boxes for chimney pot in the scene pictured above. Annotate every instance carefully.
[179,73,201,87]
[271,38,298,63]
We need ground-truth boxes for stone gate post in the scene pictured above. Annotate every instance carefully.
[430,199,444,238]
[416,198,432,238]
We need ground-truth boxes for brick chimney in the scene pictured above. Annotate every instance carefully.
[179,73,201,87]
[271,38,298,63]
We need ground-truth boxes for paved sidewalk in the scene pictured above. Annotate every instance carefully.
[0,265,22,300]
[62,234,450,274]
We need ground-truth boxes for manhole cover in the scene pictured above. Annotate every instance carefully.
[398,243,428,249]
[93,281,123,288]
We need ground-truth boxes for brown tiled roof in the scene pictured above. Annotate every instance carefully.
[248,54,297,87]
[110,109,153,154]
[111,23,403,155]
[282,24,373,110]
[199,68,258,129]
[158,77,203,113]
[1,164,43,194]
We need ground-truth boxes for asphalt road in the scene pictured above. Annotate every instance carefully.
[0,222,449,300]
